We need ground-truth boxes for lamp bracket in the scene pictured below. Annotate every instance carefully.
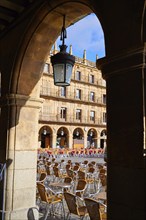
[60,15,67,46]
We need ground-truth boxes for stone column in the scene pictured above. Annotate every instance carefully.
[84,132,88,148]
[0,94,43,220]
[52,131,57,148]
[68,134,73,149]
[97,46,146,220]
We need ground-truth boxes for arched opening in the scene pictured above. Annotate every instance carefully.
[39,126,53,148]
[57,127,69,149]
[73,127,84,149]
[87,128,97,148]
[100,129,107,149]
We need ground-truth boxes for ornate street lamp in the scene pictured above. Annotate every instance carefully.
[89,129,93,136]
[76,130,79,136]
[60,128,64,136]
[51,15,75,86]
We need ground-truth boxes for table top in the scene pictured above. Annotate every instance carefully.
[94,191,106,201]
[49,182,72,188]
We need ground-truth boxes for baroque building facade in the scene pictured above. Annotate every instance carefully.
[38,45,107,150]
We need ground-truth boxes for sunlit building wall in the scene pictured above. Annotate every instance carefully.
[38,46,106,149]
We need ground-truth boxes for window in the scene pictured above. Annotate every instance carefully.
[60,87,66,97]
[76,89,81,99]
[90,111,95,121]
[43,63,50,73]
[103,94,106,104]
[76,71,81,80]
[60,107,66,119]
[103,112,107,123]
[89,74,94,83]
[76,109,81,120]
[90,92,95,101]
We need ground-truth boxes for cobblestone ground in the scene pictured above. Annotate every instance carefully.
[38,156,106,220]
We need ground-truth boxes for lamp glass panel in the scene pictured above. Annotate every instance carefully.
[54,64,65,82]
[66,64,72,84]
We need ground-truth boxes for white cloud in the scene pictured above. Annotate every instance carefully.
[57,13,105,61]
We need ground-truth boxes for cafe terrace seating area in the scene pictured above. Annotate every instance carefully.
[36,150,107,220]
[37,147,105,159]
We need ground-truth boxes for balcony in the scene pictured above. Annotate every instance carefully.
[40,87,106,106]
[39,113,106,127]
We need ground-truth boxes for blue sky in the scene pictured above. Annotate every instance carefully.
[57,13,105,62]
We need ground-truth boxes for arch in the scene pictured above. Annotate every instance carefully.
[1,1,146,220]
[11,2,104,97]
[57,126,69,148]
[87,128,97,148]
[100,129,107,149]
[38,125,53,148]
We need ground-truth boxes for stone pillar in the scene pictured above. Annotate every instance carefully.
[0,94,43,220]
[84,132,88,148]
[52,130,57,148]
[97,46,146,220]
[68,134,73,149]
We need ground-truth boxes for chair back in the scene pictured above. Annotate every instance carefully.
[37,182,48,202]
[76,179,86,190]
[46,167,50,175]
[67,169,74,178]
[66,164,71,170]
[83,160,88,165]
[91,161,96,166]
[76,179,86,197]
[88,167,95,173]
[64,192,78,215]
[78,170,86,180]
[53,167,59,177]
[99,168,106,175]
[84,198,101,220]
[73,165,79,171]
[39,172,47,182]
[64,177,72,183]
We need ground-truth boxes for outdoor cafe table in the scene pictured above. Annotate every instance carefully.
[94,191,107,202]
[49,182,73,192]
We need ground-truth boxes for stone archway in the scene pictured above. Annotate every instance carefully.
[0,2,98,219]
[0,1,146,220]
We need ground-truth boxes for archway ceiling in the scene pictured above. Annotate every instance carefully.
[0,0,92,38]
[0,0,35,35]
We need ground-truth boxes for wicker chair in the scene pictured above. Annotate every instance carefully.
[75,179,87,198]
[77,170,86,180]
[37,172,47,184]
[64,192,88,220]
[37,182,64,220]
[84,197,106,220]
